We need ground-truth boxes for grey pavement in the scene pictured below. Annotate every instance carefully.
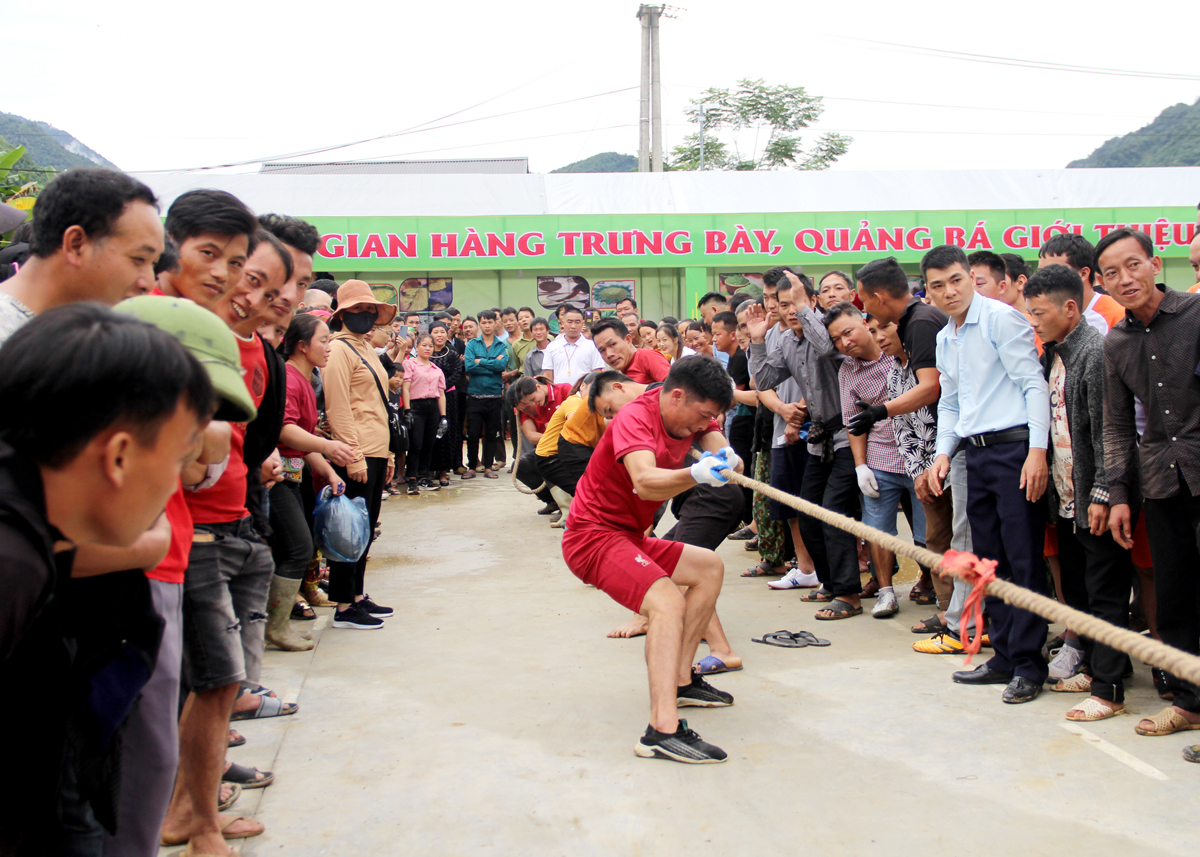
[177,474,1196,857]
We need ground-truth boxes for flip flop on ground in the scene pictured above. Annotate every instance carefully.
[799,587,834,603]
[741,561,777,577]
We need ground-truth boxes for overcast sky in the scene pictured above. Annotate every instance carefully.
[9,0,1199,176]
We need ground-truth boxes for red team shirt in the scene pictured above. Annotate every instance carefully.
[521,382,574,432]
[620,348,671,385]
[562,388,720,612]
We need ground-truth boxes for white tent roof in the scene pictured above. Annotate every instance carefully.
[130,167,1200,217]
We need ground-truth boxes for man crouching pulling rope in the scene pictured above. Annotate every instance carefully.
[561,356,742,763]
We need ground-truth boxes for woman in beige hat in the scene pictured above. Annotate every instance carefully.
[322,279,398,630]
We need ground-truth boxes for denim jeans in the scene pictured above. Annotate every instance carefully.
[862,468,926,543]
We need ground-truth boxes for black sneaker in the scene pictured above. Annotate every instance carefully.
[537,501,557,515]
[635,719,727,764]
[419,477,440,491]
[407,482,419,495]
[677,673,734,707]
[358,595,393,618]
[332,603,384,630]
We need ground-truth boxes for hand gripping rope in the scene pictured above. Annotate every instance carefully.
[690,450,1200,684]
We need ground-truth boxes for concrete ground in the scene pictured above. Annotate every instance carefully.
[192,474,1195,857]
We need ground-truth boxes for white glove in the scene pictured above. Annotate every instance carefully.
[690,451,731,487]
[718,446,743,475]
[856,464,880,499]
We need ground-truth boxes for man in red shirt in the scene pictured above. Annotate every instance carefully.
[562,357,740,763]
[161,223,291,856]
[590,317,670,384]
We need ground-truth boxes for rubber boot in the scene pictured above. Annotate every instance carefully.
[265,575,314,651]
[549,486,573,516]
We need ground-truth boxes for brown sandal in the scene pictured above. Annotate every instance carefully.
[741,562,777,578]
[800,588,834,603]
[1135,706,1200,736]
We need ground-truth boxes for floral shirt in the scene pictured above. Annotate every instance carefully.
[886,357,938,480]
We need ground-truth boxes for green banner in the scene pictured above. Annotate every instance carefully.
[307,208,1197,271]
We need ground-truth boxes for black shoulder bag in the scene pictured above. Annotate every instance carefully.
[337,340,408,455]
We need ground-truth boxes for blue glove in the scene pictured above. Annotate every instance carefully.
[719,445,742,474]
[690,450,731,487]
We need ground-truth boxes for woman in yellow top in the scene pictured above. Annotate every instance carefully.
[320,280,397,631]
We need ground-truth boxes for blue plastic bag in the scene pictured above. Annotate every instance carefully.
[313,486,371,563]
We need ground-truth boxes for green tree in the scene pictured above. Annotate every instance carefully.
[0,142,51,238]
[669,79,851,172]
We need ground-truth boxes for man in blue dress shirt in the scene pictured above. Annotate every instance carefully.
[924,244,1052,704]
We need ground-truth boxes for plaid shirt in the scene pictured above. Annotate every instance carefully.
[839,352,906,474]
[886,359,938,480]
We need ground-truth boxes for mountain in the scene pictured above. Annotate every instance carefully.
[0,112,118,171]
[551,151,638,173]
[1068,98,1200,168]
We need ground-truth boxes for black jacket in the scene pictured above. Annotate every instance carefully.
[243,333,287,538]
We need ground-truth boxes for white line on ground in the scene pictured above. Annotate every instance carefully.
[1059,722,1169,780]
[313,615,329,632]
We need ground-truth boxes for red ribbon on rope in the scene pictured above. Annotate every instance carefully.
[939,550,998,664]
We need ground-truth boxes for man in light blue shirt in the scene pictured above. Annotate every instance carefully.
[924,244,1052,704]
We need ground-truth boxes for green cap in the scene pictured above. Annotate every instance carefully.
[115,295,257,423]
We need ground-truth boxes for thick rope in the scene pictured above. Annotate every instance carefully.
[696,451,1200,687]
[511,434,546,495]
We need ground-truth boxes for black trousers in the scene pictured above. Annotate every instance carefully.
[516,448,553,503]
[405,398,440,480]
[466,397,503,470]
[729,413,756,523]
[268,480,312,580]
[798,447,860,597]
[966,441,1049,684]
[1056,514,1132,702]
[1143,484,1200,712]
[665,483,744,550]
[328,456,387,603]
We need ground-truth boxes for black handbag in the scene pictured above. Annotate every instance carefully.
[338,340,408,456]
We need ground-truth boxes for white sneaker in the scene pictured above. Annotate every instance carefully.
[872,589,899,618]
[1048,644,1084,681]
[767,568,820,590]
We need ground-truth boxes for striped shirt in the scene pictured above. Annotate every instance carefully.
[839,351,906,474]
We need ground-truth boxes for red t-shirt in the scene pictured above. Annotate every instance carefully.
[278,363,317,458]
[566,388,719,535]
[521,382,573,432]
[145,482,191,585]
[185,333,268,524]
[622,348,671,384]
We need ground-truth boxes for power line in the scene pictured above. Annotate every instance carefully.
[662,121,1198,139]
[133,84,638,174]
[361,124,639,162]
[144,60,580,173]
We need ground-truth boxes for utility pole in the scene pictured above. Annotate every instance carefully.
[649,6,663,172]
[637,6,651,172]
[636,5,672,172]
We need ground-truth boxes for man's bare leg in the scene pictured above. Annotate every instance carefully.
[162,683,261,854]
[788,519,815,573]
[698,612,742,671]
[639,546,724,731]
[870,544,895,588]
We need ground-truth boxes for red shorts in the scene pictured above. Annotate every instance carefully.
[562,526,685,613]
[1131,513,1152,568]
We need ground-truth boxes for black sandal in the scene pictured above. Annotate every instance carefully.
[744,536,759,551]
[911,615,948,634]
[291,601,316,620]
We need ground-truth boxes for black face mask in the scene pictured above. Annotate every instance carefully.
[342,311,377,334]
